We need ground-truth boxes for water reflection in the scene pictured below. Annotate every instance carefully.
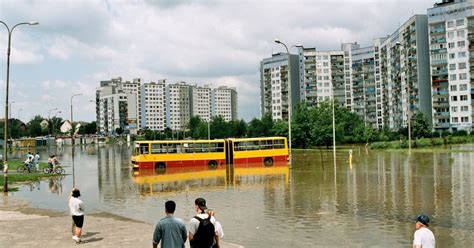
[5,144,474,247]
[131,162,289,197]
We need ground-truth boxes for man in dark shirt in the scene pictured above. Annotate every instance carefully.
[153,200,187,248]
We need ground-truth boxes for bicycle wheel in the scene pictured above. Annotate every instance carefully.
[55,167,65,175]
[17,166,26,173]
[43,167,51,174]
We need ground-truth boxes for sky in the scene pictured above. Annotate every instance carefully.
[0,0,434,123]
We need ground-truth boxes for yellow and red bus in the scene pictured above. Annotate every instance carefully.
[131,137,288,170]
[225,137,288,166]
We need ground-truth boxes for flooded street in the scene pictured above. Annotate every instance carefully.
[4,144,474,247]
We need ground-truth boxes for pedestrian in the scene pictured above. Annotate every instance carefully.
[68,188,85,243]
[206,209,224,248]
[189,198,217,248]
[24,153,33,173]
[34,152,40,171]
[413,214,435,248]
[152,200,187,248]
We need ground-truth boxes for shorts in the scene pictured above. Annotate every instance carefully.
[72,215,84,228]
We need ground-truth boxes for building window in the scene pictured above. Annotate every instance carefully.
[452,117,458,123]
[461,117,469,123]
[447,21,454,28]
[448,42,455,48]
[459,73,467,80]
[458,51,466,58]
[460,95,468,101]
[457,41,465,47]
[456,19,464,26]
[448,31,455,38]
[449,64,456,70]
[450,85,457,91]
[457,30,465,37]
[451,106,458,112]
[461,106,469,112]
[459,62,467,69]
[450,74,457,81]
[452,96,458,101]
[459,84,468,91]
[449,53,455,59]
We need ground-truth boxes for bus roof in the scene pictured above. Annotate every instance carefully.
[228,137,287,142]
[134,139,226,144]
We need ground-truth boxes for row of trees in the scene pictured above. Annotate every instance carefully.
[143,101,433,148]
[0,115,97,139]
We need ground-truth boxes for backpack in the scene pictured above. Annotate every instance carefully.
[192,215,215,248]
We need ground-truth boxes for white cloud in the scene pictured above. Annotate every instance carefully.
[0,0,433,121]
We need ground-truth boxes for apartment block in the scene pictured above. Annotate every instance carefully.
[212,86,238,122]
[191,85,212,122]
[141,80,166,130]
[429,0,474,132]
[260,53,300,120]
[96,78,139,135]
[377,15,432,130]
[166,82,192,131]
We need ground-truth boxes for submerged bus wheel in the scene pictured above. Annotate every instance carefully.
[155,162,166,174]
[208,160,218,169]
[263,157,274,167]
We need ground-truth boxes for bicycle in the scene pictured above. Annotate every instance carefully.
[17,162,38,173]
[43,164,65,175]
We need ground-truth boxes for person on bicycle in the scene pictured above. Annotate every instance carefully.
[48,155,54,169]
[24,153,34,173]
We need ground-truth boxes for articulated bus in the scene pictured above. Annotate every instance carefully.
[131,137,288,170]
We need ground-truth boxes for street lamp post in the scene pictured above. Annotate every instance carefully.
[17,108,23,121]
[70,94,82,142]
[274,39,302,167]
[51,110,61,136]
[70,93,81,188]
[9,101,14,140]
[48,108,58,136]
[1,21,38,192]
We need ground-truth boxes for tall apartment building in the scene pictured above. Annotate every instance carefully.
[298,48,347,107]
[428,0,474,132]
[212,86,238,122]
[377,15,432,130]
[166,82,192,131]
[96,78,139,135]
[141,80,166,130]
[260,53,300,120]
[191,85,212,122]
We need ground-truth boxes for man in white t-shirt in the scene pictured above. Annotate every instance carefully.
[413,214,435,248]
[188,198,217,248]
[68,188,85,243]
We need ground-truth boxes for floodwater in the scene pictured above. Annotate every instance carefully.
[4,144,474,247]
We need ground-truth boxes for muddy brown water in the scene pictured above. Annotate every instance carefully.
[3,144,474,247]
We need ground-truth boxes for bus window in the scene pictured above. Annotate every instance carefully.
[151,143,166,154]
[217,142,224,152]
[140,144,149,154]
[183,143,193,153]
[166,143,177,153]
[260,140,273,150]
[273,139,285,149]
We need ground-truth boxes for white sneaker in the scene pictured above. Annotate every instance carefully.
[72,236,81,243]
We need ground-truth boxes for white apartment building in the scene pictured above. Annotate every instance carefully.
[191,85,212,122]
[96,77,139,135]
[428,0,474,132]
[141,80,166,130]
[211,86,238,122]
[121,78,142,130]
[166,82,191,130]
[260,53,300,121]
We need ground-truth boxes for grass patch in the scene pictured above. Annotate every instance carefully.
[369,136,474,150]
[0,160,60,192]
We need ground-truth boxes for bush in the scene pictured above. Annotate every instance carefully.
[452,130,468,136]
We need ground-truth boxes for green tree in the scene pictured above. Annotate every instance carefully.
[411,111,431,139]
[27,115,47,137]
[309,101,333,148]
[115,127,124,135]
